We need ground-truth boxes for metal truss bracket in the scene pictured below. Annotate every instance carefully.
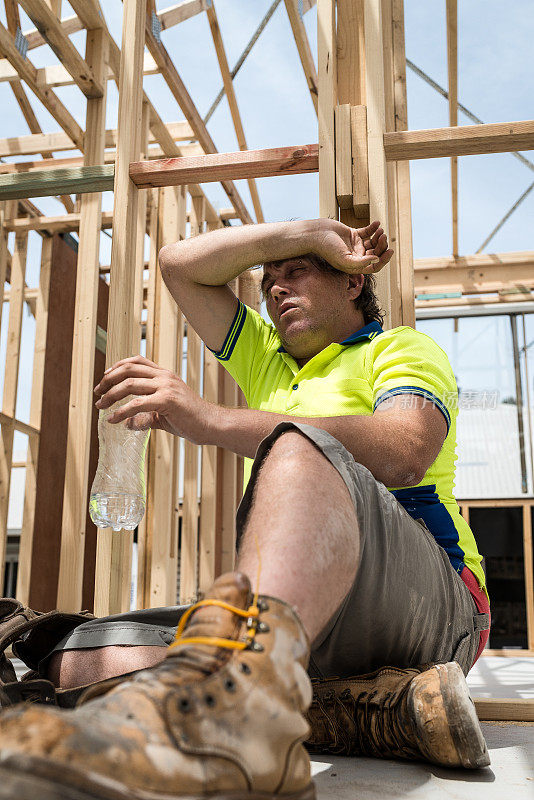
[151,11,162,43]
[14,27,28,59]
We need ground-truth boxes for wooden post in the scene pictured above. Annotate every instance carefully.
[446,0,459,256]
[93,0,145,616]
[317,0,337,219]
[56,28,108,612]
[0,231,28,589]
[143,186,184,608]
[180,195,204,602]
[15,236,51,604]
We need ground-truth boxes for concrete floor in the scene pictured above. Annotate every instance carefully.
[312,656,534,799]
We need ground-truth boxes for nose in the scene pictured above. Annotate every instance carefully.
[270,282,289,303]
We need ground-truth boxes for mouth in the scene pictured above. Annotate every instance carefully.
[279,303,299,320]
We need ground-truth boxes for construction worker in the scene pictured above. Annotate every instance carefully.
[0,218,491,799]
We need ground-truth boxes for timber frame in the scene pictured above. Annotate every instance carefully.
[0,1,532,723]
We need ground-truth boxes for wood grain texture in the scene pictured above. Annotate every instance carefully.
[317,0,337,219]
[351,105,369,216]
[0,165,114,200]
[57,29,108,612]
[284,0,318,113]
[130,144,319,189]
[475,698,534,722]
[384,120,534,161]
[523,504,534,651]
[19,0,104,98]
[446,0,458,256]
[335,104,353,208]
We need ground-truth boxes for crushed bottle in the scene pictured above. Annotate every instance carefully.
[89,404,150,531]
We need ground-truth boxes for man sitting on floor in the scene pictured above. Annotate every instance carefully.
[0,218,490,800]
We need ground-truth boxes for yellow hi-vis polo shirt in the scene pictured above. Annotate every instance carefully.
[210,300,487,597]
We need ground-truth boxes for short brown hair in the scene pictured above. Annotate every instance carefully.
[262,253,384,326]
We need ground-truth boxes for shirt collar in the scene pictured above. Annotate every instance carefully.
[277,320,383,353]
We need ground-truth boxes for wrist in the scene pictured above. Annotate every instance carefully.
[201,402,232,447]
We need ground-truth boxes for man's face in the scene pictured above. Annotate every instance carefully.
[262,258,362,361]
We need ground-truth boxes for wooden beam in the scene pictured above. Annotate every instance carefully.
[158,0,208,30]
[474,698,534,723]
[384,120,534,161]
[351,105,369,216]
[0,20,84,148]
[206,2,264,223]
[144,12,253,224]
[0,165,114,200]
[415,292,534,310]
[56,29,108,613]
[24,14,83,50]
[0,120,194,159]
[414,251,534,295]
[4,210,113,232]
[18,0,104,98]
[446,0,459,256]
[0,52,160,89]
[130,143,319,188]
[284,0,318,113]
[317,0,337,219]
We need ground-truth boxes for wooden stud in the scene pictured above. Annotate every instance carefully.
[351,105,369,217]
[23,14,83,50]
[0,165,114,201]
[283,0,319,113]
[0,232,29,590]
[446,0,459,256]
[56,28,108,613]
[92,0,146,617]
[206,3,264,223]
[317,0,337,219]
[16,236,52,605]
[335,104,353,208]
[363,0,392,328]
[180,195,205,603]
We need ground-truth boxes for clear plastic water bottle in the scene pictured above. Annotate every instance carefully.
[89,404,150,531]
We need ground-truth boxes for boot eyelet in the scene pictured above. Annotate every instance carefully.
[178,697,191,712]
[250,641,264,653]
[204,694,216,707]
[257,598,269,612]
[257,621,270,633]
[224,678,236,693]
[240,662,251,674]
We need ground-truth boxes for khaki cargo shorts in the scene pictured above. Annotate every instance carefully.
[43,423,489,679]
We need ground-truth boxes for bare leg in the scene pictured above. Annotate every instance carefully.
[237,430,360,643]
[48,645,166,690]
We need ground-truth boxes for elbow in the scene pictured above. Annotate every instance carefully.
[392,463,426,488]
[158,244,173,285]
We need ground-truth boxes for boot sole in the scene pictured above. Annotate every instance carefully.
[0,761,316,800]
[410,662,490,769]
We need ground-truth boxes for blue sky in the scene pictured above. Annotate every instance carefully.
[0,0,533,436]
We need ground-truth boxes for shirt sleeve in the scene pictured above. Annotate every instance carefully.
[207,300,279,402]
[367,327,458,434]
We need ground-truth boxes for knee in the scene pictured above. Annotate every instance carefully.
[264,429,322,471]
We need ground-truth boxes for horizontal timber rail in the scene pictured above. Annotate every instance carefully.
[0,165,114,200]
[0,412,39,438]
[384,120,534,161]
[130,144,319,189]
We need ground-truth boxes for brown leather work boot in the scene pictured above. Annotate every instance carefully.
[307,662,490,769]
[306,662,490,769]
[0,572,315,800]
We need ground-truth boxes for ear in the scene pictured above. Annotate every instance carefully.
[346,273,365,301]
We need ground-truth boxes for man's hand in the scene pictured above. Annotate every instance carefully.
[93,355,213,444]
[312,219,394,274]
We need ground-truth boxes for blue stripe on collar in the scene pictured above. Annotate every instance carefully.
[277,320,383,353]
[340,320,384,344]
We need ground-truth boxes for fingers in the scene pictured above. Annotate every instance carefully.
[356,220,381,238]
[107,395,164,424]
[94,362,164,396]
[96,378,158,410]
[126,411,158,431]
